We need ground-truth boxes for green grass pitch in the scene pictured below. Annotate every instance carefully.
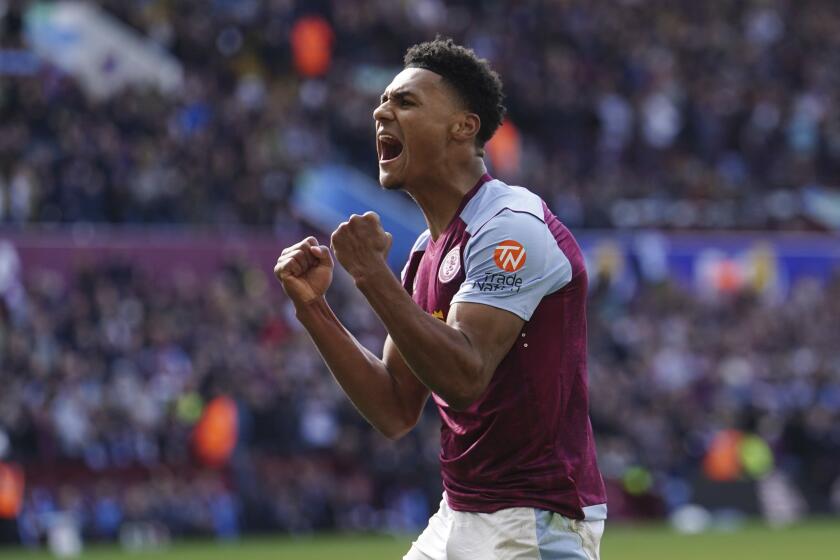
[0,519,837,559]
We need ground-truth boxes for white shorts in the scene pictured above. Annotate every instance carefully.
[404,495,605,560]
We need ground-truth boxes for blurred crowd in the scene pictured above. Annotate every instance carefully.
[1,255,839,538]
[1,0,839,229]
[2,0,840,544]
[588,272,840,516]
[0,258,440,538]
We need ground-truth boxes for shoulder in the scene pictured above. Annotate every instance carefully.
[459,179,545,237]
[460,180,549,255]
[464,209,548,262]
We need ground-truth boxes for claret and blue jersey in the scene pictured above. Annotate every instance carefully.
[400,174,607,521]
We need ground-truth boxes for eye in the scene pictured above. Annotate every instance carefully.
[399,98,413,107]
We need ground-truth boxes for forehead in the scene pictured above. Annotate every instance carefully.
[384,67,448,99]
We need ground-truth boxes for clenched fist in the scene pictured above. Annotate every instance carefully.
[274,236,333,305]
[331,212,393,282]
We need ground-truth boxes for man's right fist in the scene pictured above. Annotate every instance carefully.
[274,236,333,305]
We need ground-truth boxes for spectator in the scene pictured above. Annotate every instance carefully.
[1,257,838,536]
[0,0,838,229]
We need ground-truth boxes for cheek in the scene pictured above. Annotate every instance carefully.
[405,119,447,158]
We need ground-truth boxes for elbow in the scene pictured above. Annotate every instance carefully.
[443,393,479,412]
[377,410,421,441]
[379,420,414,441]
[440,359,488,412]
[440,380,487,412]
[380,424,411,441]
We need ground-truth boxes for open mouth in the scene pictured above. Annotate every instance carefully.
[378,134,404,163]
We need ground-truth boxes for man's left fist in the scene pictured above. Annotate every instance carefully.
[330,211,393,281]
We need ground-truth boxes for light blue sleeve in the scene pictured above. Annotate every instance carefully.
[451,209,572,321]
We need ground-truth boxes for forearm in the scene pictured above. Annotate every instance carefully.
[355,268,483,409]
[294,297,419,438]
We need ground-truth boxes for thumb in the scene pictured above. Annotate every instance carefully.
[310,244,333,266]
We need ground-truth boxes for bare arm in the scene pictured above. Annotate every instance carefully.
[356,271,523,410]
[332,213,524,411]
[275,237,429,439]
[295,300,430,439]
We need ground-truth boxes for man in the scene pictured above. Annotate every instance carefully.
[275,38,606,559]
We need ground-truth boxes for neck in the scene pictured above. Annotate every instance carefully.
[405,157,488,239]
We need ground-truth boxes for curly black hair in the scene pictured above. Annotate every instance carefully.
[404,38,506,147]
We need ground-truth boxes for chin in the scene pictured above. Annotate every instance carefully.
[378,171,404,190]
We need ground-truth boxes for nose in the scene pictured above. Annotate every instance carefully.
[373,101,393,123]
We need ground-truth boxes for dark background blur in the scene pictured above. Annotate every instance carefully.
[1,0,839,546]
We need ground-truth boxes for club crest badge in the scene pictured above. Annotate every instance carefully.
[438,246,461,283]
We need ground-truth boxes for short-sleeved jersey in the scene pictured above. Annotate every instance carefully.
[401,175,607,520]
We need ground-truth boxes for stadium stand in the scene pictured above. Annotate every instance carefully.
[0,0,838,542]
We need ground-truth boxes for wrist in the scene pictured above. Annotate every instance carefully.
[351,259,392,291]
[293,295,330,322]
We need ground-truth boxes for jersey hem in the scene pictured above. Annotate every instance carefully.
[444,493,608,521]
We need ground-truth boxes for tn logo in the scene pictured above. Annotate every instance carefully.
[493,240,526,272]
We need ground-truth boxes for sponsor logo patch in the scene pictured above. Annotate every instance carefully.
[473,272,523,293]
[493,240,526,272]
[438,246,461,283]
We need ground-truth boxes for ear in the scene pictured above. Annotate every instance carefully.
[451,112,481,143]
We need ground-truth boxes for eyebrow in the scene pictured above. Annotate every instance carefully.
[381,89,418,103]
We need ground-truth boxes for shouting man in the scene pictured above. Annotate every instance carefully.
[275,38,606,559]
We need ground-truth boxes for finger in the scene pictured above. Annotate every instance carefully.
[362,211,380,224]
[280,236,319,257]
[296,245,319,268]
[309,244,333,266]
[330,224,347,248]
[282,247,317,274]
[275,256,303,278]
[288,248,313,271]
[280,240,308,256]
